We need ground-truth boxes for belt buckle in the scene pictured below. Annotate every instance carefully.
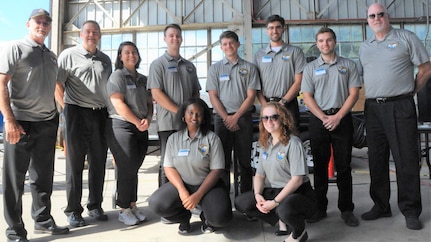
[269,97,277,102]
[376,98,386,103]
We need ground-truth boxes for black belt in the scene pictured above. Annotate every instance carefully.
[265,97,282,102]
[367,93,412,104]
[322,108,340,115]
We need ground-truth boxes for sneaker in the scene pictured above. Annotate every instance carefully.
[88,208,108,221]
[178,221,191,234]
[131,206,147,222]
[201,223,215,233]
[285,229,308,242]
[118,208,138,226]
[67,212,86,227]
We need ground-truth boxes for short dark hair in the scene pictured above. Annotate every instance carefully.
[115,41,141,70]
[266,15,285,28]
[219,30,239,43]
[176,98,212,135]
[315,27,337,42]
[164,23,182,36]
[81,20,101,32]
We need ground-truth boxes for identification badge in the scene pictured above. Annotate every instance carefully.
[219,74,230,82]
[127,84,137,89]
[262,56,272,63]
[178,149,190,156]
[315,68,326,76]
[168,65,178,72]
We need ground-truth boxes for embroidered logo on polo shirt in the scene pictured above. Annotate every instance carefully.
[387,42,398,49]
[277,151,286,162]
[239,68,248,76]
[186,66,194,73]
[198,144,209,156]
[282,55,290,61]
[338,66,347,75]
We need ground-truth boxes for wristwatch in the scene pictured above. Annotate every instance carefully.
[281,98,288,105]
[273,198,280,206]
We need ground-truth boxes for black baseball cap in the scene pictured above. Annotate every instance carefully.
[29,9,52,22]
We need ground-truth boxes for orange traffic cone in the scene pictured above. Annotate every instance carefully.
[328,144,335,179]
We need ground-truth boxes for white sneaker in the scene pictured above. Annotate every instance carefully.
[119,208,138,226]
[131,206,147,222]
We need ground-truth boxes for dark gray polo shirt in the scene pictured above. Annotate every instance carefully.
[147,52,201,131]
[206,57,261,114]
[359,27,429,98]
[254,42,306,98]
[57,45,112,108]
[107,68,152,120]
[0,36,58,121]
[164,129,225,185]
[301,54,361,110]
[256,135,310,188]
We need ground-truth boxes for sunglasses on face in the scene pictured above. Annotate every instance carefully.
[261,114,280,122]
[368,12,385,19]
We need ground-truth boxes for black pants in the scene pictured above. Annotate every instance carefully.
[106,118,148,209]
[309,112,355,212]
[63,104,108,215]
[157,130,176,187]
[365,97,422,217]
[3,115,59,239]
[235,182,315,234]
[214,112,253,194]
[284,98,300,132]
[149,180,232,227]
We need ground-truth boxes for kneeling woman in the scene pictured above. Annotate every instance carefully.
[235,102,315,242]
[149,98,232,234]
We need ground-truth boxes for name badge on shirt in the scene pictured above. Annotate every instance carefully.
[262,56,272,63]
[315,68,326,76]
[178,149,190,156]
[262,151,268,160]
[219,74,230,82]
[168,65,178,73]
[127,84,137,89]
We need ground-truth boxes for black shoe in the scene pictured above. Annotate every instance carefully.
[406,216,422,230]
[306,210,327,223]
[34,223,69,235]
[201,223,215,233]
[178,221,191,234]
[68,212,87,227]
[361,209,392,221]
[274,229,290,236]
[7,236,29,242]
[88,208,108,221]
[341,211,359,227]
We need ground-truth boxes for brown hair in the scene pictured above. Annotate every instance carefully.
[258,102,298,150]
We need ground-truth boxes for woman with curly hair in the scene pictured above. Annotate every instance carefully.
[235,102,315,242]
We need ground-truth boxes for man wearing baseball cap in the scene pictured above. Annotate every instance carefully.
[0,9,69,242]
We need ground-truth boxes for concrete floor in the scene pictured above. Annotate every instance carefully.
[0,145,430,242]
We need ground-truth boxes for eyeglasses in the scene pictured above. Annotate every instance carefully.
[261,114,280,122]
[368,12,385,19]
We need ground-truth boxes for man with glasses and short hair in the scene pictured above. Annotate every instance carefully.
[358,3,431,230]
[0,9,70,242]
[301,27,361,227]
[254,14,306,130]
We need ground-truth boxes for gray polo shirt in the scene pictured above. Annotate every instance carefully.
[256,135,309,188]
[164,129,225,185]
[57,45,112,108]
[254,42,306,98]
[301,54,361,110]
[147,52,201,131]
[359,27,429,98]
[107,68,152,120]
[206,57,261,114]
[0,36,58,121]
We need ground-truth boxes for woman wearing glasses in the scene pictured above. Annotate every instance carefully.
[235,102,315,242]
